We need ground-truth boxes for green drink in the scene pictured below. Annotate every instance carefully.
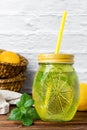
[32,54,79,121]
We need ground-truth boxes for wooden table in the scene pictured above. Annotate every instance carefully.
[0,107,87,130]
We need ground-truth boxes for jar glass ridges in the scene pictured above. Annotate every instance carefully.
[32,54,80,121]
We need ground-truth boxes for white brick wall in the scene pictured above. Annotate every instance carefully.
[0,0,87,93]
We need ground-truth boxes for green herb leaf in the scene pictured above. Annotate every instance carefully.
[16,101,21,108]
[24,99,34,108]
[28,108,40,120]
[21,114,33,126]
[16,93,31,107]
[20,107,27,114]
[8,108,22,121]
[8,93,39,126]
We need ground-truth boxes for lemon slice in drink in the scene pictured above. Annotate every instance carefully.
[44,73,73,115]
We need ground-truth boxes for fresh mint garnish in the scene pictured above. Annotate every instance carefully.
[8,93,40,126]
[8,108,22,121]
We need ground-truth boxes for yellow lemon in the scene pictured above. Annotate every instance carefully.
[78,83,87,111]
[0,51,20,64]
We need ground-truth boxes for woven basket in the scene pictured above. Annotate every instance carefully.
[0,49,28,78]
[0,73,26,92]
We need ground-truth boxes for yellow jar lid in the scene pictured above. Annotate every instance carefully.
[38,54,74,63]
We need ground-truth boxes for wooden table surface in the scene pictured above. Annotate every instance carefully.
[0,107,87,130]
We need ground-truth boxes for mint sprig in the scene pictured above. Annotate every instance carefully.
[8,93,40,126]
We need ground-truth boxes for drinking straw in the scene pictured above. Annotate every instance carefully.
[55,11,67,54]
[43,11,67,115]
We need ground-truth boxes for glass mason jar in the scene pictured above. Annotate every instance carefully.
[32,54,80,121]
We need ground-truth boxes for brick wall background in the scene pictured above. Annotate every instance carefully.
[0,0,87,93]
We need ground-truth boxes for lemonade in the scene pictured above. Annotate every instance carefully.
[32,54,80,121]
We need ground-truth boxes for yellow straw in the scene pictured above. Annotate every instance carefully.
[55,11,67,54]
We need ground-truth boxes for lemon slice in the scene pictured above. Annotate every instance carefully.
[44,73,73,115]
[0,51,20,64]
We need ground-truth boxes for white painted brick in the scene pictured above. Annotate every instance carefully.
[0,0,86,16]
[0,33,87,53]
[0,0,85,14]
[0,14,87,34]
[0,15,38,33]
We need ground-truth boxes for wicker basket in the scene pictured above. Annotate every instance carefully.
[0,49,28,78]
[0,73,26,92]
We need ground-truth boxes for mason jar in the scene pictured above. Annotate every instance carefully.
[32,54,80,121]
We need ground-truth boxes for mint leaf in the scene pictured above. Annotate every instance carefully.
[21,114,33,126]
[20,107,27,114]
[24,99,34,108]
[8,108,22,121]
[8,93,40,126]
[16,101,21,108]
[28,108,40,120]
[16,93,31,107]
